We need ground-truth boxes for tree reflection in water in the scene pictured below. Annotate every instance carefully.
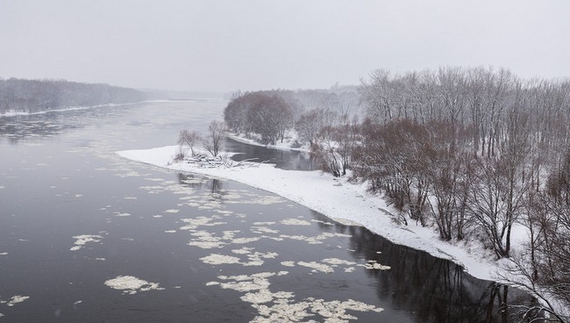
[177,173,226,203]
[310,211,530,323]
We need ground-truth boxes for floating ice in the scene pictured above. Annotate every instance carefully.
[104,275,164,295]
[298,261,335,274]
[6,295,30,307]
[70,234,103,251]
[113,212,131,217]
[280,261,295,267]
[206,271,382,322]
[361,260,391,270]
[280,218,311,226]
[200,254,241,265]
[251,226,279,234]
[232,237,261,244]
[322,258,357,266]
[180,216,226,230]
[164,209,180,214]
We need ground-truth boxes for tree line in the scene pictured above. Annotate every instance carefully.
[0,78,146,114]
[223,67,570,321]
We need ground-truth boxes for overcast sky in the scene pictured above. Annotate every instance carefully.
[1,0,569,92]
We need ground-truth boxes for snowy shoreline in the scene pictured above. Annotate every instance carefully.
[116,145,505,283]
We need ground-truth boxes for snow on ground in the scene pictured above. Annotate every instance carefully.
[116,145,504,282]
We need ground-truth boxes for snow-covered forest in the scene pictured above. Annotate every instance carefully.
[0,78,146,114]
[221,67,570,321]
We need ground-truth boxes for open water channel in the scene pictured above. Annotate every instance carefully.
[0,101,529,322]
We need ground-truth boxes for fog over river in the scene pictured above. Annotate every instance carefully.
[0,101,528,322]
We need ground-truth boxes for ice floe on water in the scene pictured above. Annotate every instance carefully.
[179,216,226,230]
[279,258,389,275]
[0,252,7,256]
[200,251,279,267]
[206,271,383,322]
[280,218,311,226]
[200,254,241,265]
[0,295,30,307]
[278,232,352,245]
[113,212,131,217]
[298,261,335,274]
[104,275,164,295]
[70,234,103,251]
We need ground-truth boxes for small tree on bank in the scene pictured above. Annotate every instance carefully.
[178,129,201,156]
[202,120,226,157]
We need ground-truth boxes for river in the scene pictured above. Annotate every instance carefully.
[0,100,529,322]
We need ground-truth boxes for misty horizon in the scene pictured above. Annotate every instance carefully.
[1,0,569,93]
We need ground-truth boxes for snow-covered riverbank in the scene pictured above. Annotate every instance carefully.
[116,145,505,282]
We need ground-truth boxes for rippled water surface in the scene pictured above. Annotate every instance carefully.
[0,101,528,322]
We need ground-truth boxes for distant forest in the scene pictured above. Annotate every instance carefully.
[0,78,146,114]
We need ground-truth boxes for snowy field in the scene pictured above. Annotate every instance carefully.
[116,145,508,283]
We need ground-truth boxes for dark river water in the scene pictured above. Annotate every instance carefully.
[0,101,529,322]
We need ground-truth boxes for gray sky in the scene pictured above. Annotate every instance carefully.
[1,0,569,92]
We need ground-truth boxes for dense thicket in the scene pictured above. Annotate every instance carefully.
[357,67,570,321]
[0,78,146,114]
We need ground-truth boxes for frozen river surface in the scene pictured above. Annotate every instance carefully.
[0,101,527,322]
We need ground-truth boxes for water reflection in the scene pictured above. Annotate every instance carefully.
[309,211,530,323]
[225,138,316,171]
[176,173,226,202]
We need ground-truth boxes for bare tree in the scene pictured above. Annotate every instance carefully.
[201,120,226,157]
[178,129,201,156]
[295,109,323,146]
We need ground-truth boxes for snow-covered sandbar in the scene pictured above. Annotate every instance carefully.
[116,145,503,282]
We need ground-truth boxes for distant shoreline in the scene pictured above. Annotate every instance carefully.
[0,100,199,117]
